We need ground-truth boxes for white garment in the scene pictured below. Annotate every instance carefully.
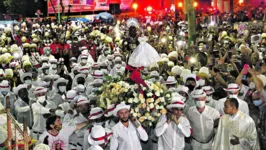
[128,36,161,67]
[238,85,249,100]
[110,121,148,150]
[73,113,88,148]
[110,65,125,78]
[155,115,191,150]
[14,98,33,127]
[59,102,71,112]
[187,106,220,150]
[212,111,260,150]
[216,97,249,116]
[206,98,218,110]
[32,100,56,134]
[88,145,104,150]
[97,55,108,63]
[38,126,76,150]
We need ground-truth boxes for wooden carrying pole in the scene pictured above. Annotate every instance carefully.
[6,96,29,150]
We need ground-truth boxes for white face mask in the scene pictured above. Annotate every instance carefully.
[25,80,32,85]
[81,59,87,64]
[59,86,66,93]
[229,94,238,98]
[196,101,206,108]
[51,64,57,69]
[38,96,46,103]
[249,82,256,90]
[198,79,205,86]
[116,64,122,69]
[206,96,212,102]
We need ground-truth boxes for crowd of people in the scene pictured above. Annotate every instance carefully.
[0,8,266,150]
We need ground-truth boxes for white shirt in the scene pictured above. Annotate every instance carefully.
[187,106,220,142]
[110,121,148,150]
[216,96,249,116]
[155,115,191,150]
[88,145,104,150]
[39,126,76,150]
[32,100,56,132]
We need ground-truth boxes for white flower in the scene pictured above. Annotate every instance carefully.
[133,98,139,103]
[148,116,153,121]
[147,92,153,97]
[140,98,145,103]
[121,101,126,104]
[155,91,160,96]
[156,105,160,110]
[160,97,165,102]
[159,106,164,109]
[135,107,139,113]
[149,103,154,108]
[166,94,170,98]
[143,87,147,91]
[128,98,133,103]
[133,113,138,117]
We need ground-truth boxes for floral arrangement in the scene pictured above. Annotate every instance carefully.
[98,80,172,128]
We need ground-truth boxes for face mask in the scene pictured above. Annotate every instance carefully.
[45,51,50,56]
[249,82,256,90]
[44,69,49,75]
[206,96,212,102]
[116,64,121,69]
[38,96,46,103]
[81,59,87,64]
[51,64,57,69]
[196,101,206,108]
[229,94,238,98]
[1,91,8,96]
[25,80,32,85]
[253,99,263,106]
[198,79,205,86]
[59,86,66,93]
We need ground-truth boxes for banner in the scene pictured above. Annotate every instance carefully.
[48,0,133,14]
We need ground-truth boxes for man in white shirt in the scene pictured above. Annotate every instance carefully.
[87,125,113,150]
[38,115,88,150]
[216,83,249,115]
[155,96,191,150]
[32,87,57,140]
[213,98,260,150]
[202,86,218,109]
[187,89,220,150]
[110,103,148,150]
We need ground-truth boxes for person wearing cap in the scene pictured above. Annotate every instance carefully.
[0,80,16,116]
[213,98,260,150]
[148,70,163,83]
[104,104,117,129]
[38,115,89,150]
[99,62,109,75]
[72,73,86,88]
[236,67,264,100]
[164,76,178,92]
[79,53,90,67]
[155,96,191,150]
[186,89,220,150]
[51,78,68,106]
[110,57,125,78]
[97,48,110,64]
[86,79,103,97]
[31,87,57,140]
[202,86,218,109]
[83,107,105,150]
[30,43,41,68]
[13,84,33,127]
[110,103,148,150]
[216,83,249,115]
[87,125,113,150]
[73,96,91,149]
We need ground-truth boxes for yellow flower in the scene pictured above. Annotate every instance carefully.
[137,113,141,117]
[149,103,154,108]
[128,98,133,103]
[160,108,167,115]
[155,91,160,96]
[133,98,139,103]
[145,113,150,117]
[147,92,153,97]
[142,103,147,109]
[133,113,138,117]
[134,107,139,113]
[140,98,145,103]
[154,98,161,105]
[146,98,154,103]
[139,94,144,99]
[139,116,146,123]
[166,94,170,98]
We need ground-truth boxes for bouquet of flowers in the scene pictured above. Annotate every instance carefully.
[127,82,172,128]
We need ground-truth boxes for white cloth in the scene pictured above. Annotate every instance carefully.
[187,106,220,149]
[110,65,125,77]
[128,36,160,67]
[32,100,56,134]
[14,98,33,127]
[216,97,249,116]
[110,121,148,150]
[73,113,88,147]
[206,99,218,110]
[155,115,191,150]
[212,111,260,150]
[38,126,76,150]
[88,145,104,150]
